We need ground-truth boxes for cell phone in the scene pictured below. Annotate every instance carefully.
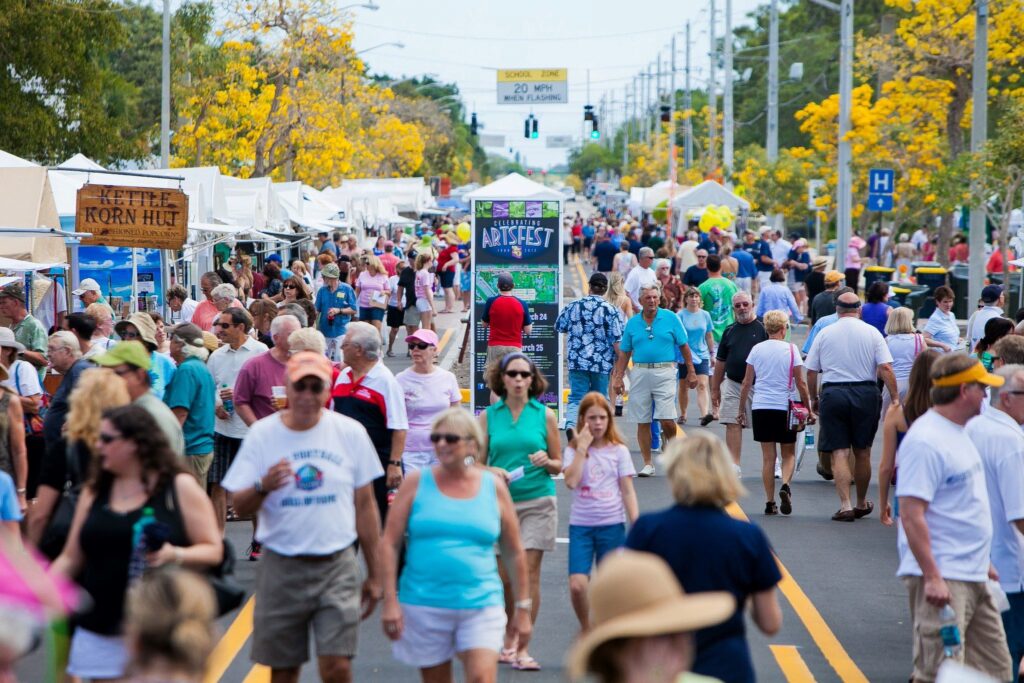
[143,521,172,552]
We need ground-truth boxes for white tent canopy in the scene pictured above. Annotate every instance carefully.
[670,180,751,233]
[464,173,564,201]
[0,256,68,272]
[639,181,690,213]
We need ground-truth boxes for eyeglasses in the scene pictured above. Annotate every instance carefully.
[644,325,654,340]
[430,433,464,444]
[504,370,532,379]
[408,342,433,350]
[293,378,325,393]
[98,432,122,444]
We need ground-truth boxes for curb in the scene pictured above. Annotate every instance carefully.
[439,317,466,373]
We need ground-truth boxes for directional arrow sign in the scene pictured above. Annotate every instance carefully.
[866,194,893,212]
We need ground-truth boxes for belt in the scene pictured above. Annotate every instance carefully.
[282,543,354,562]
[822,381,877,388]
[633,362,676,369]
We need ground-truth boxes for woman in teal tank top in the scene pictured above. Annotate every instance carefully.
[478,352,561,671]
[380,407,531,681]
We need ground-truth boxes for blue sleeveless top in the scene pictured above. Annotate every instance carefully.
[862,302,889,336]
[399,468,504,609]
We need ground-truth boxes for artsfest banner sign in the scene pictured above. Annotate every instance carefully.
[471,199,562,414]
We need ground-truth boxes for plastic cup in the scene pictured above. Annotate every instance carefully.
[271,385,287,410]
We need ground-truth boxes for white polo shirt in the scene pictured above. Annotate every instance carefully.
[624,265,656,309]
[805,316,893,384]
[896,409,992,582]
[222,411,384,556]
[206,336,269,439]
[966,407,1024,593]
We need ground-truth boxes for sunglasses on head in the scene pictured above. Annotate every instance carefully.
[430,433,464,444]
[505,370,532,379]
[293,377,325,393]
[408,342,433,351]
[98,432,122,444]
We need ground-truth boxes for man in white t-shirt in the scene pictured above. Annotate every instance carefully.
[966,364,1024,674]
[222,351,384,682]
[806,292,897,521]
[624,247,657,310]
[897,354,1011,683]
[966,284,1006,353]
[31,273,67,333]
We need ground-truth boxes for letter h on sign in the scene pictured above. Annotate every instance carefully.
[869,169,894,195]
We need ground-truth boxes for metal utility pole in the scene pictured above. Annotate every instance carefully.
[623,84,631,168]
[161,0,171,168]
[723,0,734,174]
[708,0,718,171]
[646,63,654,140]
[968,0,989,309]
[837,0,853,265]
[767,0,779,162]
[685,21,694,170]
[668,33,678,233]
[657,52,663,106]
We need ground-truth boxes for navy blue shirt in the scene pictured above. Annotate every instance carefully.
[592,240,619,272]
[698,235,720,255]
[787,249,812,282]
[756,240,774,272]
[626,505,781,683]
[627,238,643,256]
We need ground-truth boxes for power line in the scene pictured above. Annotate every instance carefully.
[354,21,677,42]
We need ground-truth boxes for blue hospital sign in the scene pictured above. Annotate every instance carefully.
[869,169,895,195]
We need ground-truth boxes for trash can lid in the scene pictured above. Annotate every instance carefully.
[915,267,948,274]
[891,287,911,294]
[865,266,896,272]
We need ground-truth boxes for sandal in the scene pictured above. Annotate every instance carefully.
[226,506,239,522]
[831,508,856,522]
[499,648,518,665]
[700,413,715,427]
[854,501,874,519]
[512,655,542,671]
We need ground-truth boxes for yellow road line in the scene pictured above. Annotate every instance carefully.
[241,665,270,683]
[575,260,588,295]
[725,504,868,683]
[770,645,817,682]
[436,327,454,355]
[203,596,255,683]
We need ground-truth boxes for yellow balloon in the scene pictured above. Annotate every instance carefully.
[698,208,719,233]
[456,222,471,243]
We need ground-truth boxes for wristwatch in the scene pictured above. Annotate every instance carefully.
[514,599,533,611]
[388,460,403,468]
[254,478,266,495]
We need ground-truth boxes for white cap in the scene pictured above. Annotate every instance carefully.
[72,278,101,296]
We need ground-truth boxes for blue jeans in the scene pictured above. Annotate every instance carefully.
[568,523,626,575]
[565,370,610,428]
[1003,591,1024,674]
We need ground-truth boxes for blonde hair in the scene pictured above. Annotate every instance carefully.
[885,306,915,335]
[67,368,130,445]
[663,432,745,508]
[365,255,387,276]
[763,310,789,335]
[85,302,112,324]
[287,327,327,355]
[433,407,481,457]
[415,252,433,270]
[125,568,216,678]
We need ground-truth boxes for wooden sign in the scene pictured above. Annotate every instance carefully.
[76,184,188,249]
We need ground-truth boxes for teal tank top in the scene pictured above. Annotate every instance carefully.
[486,398,555,502]
[399,468,504,609]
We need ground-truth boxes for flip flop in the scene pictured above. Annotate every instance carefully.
[831,509,856,522]
[499,647,517,665]
[513,655,542,671]
[854,501,875,519]
[700,414,715,427]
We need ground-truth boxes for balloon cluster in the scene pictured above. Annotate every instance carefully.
[456,222,470,243]
[695,205,735,233]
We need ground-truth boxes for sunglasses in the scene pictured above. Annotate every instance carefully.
[120,330,140,339]
[214,321,238,329]
[429,433,464,444]
[98,432,122,444]
[293,378,325,393]
[504,370,532,379]
[408,342,433,351]
[283,284,298,290]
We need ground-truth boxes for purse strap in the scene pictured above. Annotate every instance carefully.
[914,332,922,355]
[788,343,796,392]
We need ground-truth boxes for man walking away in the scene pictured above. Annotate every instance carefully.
[897,353,1011,683]
[698,255,740,344]
[966,284,1006,353]
[806,292,897,521]
[480,273,532,372]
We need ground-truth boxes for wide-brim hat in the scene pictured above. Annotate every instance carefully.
[565,551,734,680]
[115,312,158,348]
[0,327,25,352]
[811,256,828,269]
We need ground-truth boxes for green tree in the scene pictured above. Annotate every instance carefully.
[568,143,619,179]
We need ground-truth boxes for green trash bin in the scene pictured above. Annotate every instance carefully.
[949,265,969,320]
[864,266,895,291]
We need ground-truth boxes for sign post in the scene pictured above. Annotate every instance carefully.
[470,189,562,415]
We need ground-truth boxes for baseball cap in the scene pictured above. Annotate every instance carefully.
[982,284,1004,303]
[497,273,515,291]
[321,263,341,279]
[0,282,25,302]
[71,278,102,296]
[286,351,332,384]
[405,328,439,346]
[824,270,844,285]
[266,254,282,264]
[93,340,152,370]
[169,322,205,349]
[589,272,609,289]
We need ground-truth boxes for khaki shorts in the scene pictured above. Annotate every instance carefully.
[717,378,752,427]
[514,496,557,552]
[253,546,361,668]
[403,306,421,327]
[185,453,213,488]
[486,345,521,370]
[903,576,1012,683]
[626,366,679,423]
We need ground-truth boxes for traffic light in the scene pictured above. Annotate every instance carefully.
[583,104,594,122]
[590,115,600,140]
[524,116,531,139]
[470,112,478,136]
[531,116,539,139]
[660,105,671,123]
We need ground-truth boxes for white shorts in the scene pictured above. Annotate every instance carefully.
[403,451,437,472]
[67,628,128,679]
[735,277,752,293]
[757,271,773,286]
[626,366,679,423]
[392,604,506,668]
[416,298,433,314]
[718,377,752,427]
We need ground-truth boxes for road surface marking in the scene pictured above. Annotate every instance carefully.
[726,503,868,683]
[242,664,270,683]
[436,327,454,355]
[204,596,255,683]
[770,645,817,682]
[575,260,588,294]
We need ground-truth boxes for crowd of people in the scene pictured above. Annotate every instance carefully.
[7,209,1024,683]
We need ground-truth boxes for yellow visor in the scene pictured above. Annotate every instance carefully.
[931,361,1005,388]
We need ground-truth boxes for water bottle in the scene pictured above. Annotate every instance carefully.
[221,384,234,414]
[128,506,156,583]
[939,604,962,659]
[804,426,815,450]
[387,488,398,506]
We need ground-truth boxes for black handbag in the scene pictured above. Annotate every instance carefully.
[39,441,82,560]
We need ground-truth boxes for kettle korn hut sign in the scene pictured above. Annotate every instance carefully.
[76,184,188,249]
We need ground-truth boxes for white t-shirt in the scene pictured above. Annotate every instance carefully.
[221,411,384,556]
[395,367,461,454]
[966,408,1024,593]
[563,443,636,526]
[746,340,802,411]
[387,274,401,307]
[206,337,269,439]
[32,278,66,332]
[770,238,792,266]
[805,316,893,383]
[1,359,42,396]
[885,333,923,381]
[624,265,656,309]
[896,409,992,582]
[966,306,1005,353]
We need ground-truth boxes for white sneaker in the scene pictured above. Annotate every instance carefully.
[734,463,743,478]
[774,457,783,480]
[638,464,656,477]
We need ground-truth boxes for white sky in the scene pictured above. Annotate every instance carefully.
[352,0,768,170]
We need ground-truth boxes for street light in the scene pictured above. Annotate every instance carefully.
[357,41,404,55]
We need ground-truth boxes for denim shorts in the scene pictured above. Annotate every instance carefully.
[678,357,711,380]
[358,306,385,322]
[568,523,626,575]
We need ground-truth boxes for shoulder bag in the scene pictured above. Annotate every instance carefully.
[787,344,810,432]
[38,441,82,560]
[14,361,47,435]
